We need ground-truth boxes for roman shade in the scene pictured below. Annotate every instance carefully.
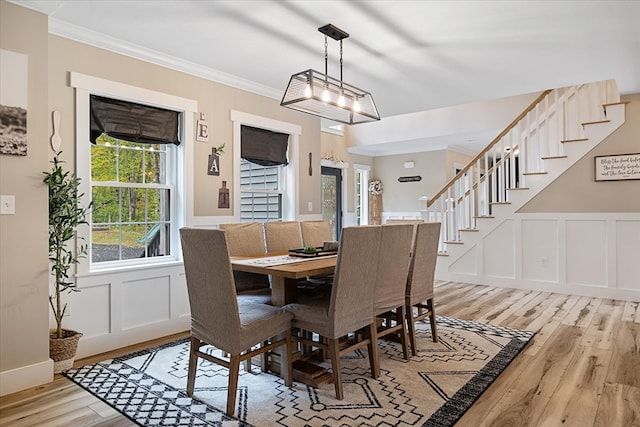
[90,95,181,145]
[241,125,289,166]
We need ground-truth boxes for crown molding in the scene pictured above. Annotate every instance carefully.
[48,17,283,101]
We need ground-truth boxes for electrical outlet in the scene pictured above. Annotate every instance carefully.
[308,202,313,212]
[0,195,15,215]
[540,257,547,267]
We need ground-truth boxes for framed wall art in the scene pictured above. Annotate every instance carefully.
[594,153,640,181]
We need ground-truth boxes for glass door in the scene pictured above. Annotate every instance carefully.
[321,166,342,240]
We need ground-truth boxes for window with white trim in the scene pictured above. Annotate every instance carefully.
[71,72,195,272]
[91,134,175,263]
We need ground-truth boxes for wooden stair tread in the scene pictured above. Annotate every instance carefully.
[522,172,548,175]
[460,228,479,232]
[541,156,568,160]
[506,187,530,190]
[474,215,495,218]
[603,101,630,107]
[583,119,610,126]
[561,138,588,143]
[489,201,512,205]
[437,252,449,256]
[444,241,463,245]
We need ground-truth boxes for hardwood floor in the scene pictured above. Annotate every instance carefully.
[1,282,638,426]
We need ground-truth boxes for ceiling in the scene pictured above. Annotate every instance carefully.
[12,0,640,155]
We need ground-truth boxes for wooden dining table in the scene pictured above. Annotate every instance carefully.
[230,252,337,306]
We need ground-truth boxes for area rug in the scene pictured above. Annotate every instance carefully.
[65,316,534,426]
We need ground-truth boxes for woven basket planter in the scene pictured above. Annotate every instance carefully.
[49,329,82,373]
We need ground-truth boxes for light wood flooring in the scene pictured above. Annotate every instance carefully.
[1,281,639,426]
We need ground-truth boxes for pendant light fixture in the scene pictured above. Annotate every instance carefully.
[280,24,380,125]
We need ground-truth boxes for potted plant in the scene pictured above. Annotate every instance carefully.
[43,152,91,373]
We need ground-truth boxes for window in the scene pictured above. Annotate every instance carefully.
[354,164,370,225]
[91,135,175,263]
[239,159,283,222]
[71,72,196,272]
[231,111,300,223]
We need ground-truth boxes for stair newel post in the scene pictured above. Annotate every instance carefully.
[475,159,483,216]
[535,102,541,173]
[509,129,516,189]
[555,89,562,157]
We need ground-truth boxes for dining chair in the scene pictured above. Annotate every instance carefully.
[372,223,414,365]
[264,221,303,252]
[284,225,382,400]
[219,222,271,304]
[179,227,294,417]
[300,220,335,287]
[405,222,441,356]
[300,220,333,248]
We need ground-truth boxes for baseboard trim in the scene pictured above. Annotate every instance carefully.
[0,359,53,396]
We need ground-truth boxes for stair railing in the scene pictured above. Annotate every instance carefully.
[426,80,619,253]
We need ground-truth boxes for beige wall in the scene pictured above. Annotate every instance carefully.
[521,93,640,213]
[372,150,464,213]
[0,0,50,374]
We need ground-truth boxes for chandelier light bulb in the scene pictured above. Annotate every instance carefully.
[338,90,346,107]
[304,83,312,98]
[322,87,331,102]
[353,98,361,112]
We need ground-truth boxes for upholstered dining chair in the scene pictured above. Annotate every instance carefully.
[179,227,294,417]
[284,225,382,400]
[405,222,441,356]
[219,222,271,305]
[371,223,414,365]
[300,220,333,248]
[264,221,303,252]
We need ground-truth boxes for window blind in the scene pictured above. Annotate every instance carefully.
[240,125,288,166]
[90,95,181,145]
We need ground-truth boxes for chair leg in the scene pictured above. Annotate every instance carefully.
[328,338,343,400]
[397,306,410,360]
[406,304,418,357]
[428,298,438,343]
[226,354,241,417]
[368,323,380,379]
[282,329,293,387]
[187,337,199,395]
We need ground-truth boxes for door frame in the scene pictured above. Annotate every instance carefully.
[321,159,349,238]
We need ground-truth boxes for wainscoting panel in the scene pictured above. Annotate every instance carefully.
[450,244,478,275]
[616,220,640,290]
[429,212,639,301]
[566,220,607,287]
[521,219,559,283]
[122,276,171,330]
[70,282,111,338]
[483,219,515,279]
[171,272,190,319]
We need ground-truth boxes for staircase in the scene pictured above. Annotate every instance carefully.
[426,80,630,293]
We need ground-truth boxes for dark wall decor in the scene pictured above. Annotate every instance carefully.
[218,181,230,209]
[398,176,422,183]
[207,143,225,176]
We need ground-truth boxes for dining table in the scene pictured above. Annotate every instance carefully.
[230,252,337,306]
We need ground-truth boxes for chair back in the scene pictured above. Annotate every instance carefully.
[329,225,381,337]
[264,221,303,252]
[179,228,241,349]
[300,220,332,248]
[373,224,414,314]
[406,222,441,305]
[219,222,266,256]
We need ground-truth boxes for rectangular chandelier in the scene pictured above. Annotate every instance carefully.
[280,24,381,125]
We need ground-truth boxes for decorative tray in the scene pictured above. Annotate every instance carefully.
[289,248,338,258]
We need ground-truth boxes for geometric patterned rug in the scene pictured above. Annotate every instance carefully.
[65,316,534,426]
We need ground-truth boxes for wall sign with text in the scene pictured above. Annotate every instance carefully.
[594,153,640,181]
[398,176,422,183]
